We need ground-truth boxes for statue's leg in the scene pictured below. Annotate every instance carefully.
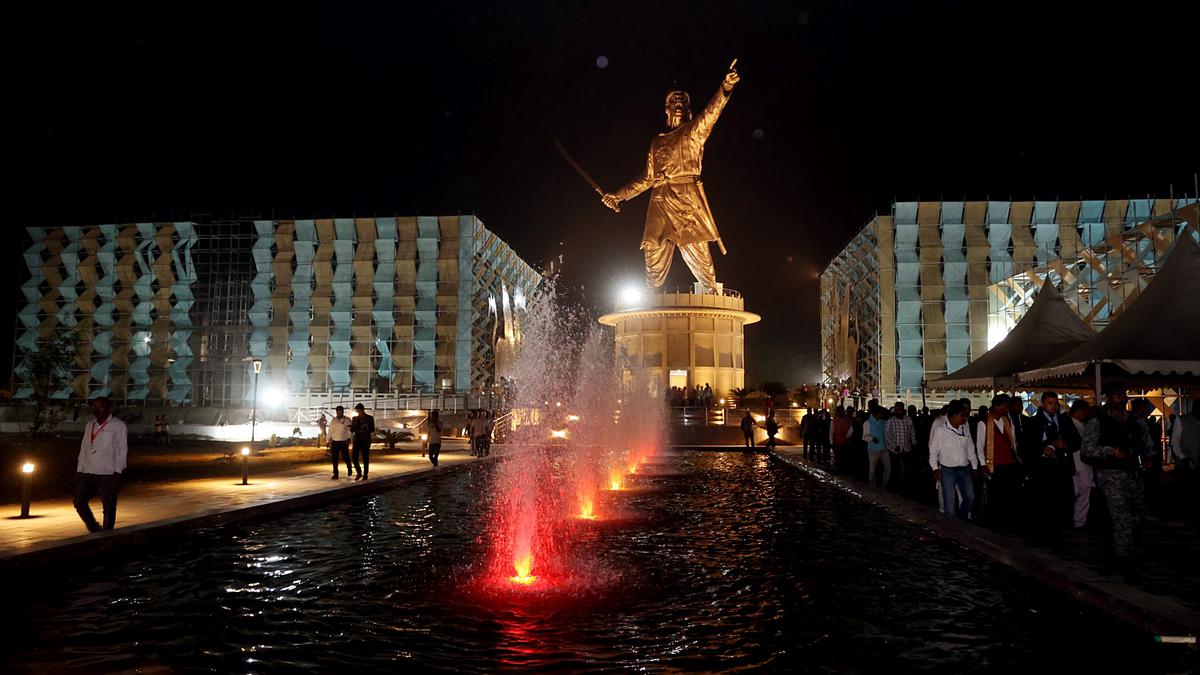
[679,241,718,291]
[643,240,674,287]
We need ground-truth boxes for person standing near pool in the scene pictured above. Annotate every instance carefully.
[350,403,375,480]
[328,406,353,479]
[316,412,328,448]
[74,396,128,532]
[929,400,978,520]
[426,409,444,467]
[740,410,756,447]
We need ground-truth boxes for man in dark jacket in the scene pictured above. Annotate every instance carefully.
[350,403,376,480]
[740,411,756,448]
[1024,391,1082,528]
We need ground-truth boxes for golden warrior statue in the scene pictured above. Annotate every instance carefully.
[602,61,740,292]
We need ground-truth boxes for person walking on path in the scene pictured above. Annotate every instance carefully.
[886,402,915,487]
[316,413,328,449]
[740,410,756,448]
[470,410,490,457]
[1082,384,1154,574]
[1068,400,1095,529]
[1170,395,1200,529]
[350,403,375,480]
[74,396,128,532]
[865,406,890,488]
[930,401,978,520]
[426,409,444,467]
[764,411,779,450]
[1025,391,1082,529]
[830,407,851,470]
[975,394,1023,524]
[328,406,353,479]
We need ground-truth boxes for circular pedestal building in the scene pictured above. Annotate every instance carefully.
[599,285,760,397]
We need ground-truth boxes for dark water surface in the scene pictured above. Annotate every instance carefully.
[5,452,1193,672]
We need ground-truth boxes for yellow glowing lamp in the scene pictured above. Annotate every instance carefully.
[21,462,35,474]
[420,433,428,442]
[550,429,568,439]
[241,447,250,456]
[566,414,580,422]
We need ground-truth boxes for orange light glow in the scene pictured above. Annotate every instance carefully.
[577,497,596,520]
[627,462,638,475]
[608,470,623,491]
[510,552,536,585]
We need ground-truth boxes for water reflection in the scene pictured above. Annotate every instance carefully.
[2,453,1193,673]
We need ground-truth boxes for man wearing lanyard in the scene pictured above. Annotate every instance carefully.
[74,396,128,532]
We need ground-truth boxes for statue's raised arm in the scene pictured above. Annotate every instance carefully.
[692,61,740,144]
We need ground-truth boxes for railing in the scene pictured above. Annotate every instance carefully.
[289,393,498,422]
[655,285,743,299]
[668,406,807,427]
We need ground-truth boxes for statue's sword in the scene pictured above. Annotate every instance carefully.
[554,139,618,212]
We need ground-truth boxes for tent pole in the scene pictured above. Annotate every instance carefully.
[1093,360,1102,403]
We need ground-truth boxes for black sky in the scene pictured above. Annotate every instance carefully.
[5,0,1198,386]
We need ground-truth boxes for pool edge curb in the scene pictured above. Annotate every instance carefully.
[0,456,490,572]
[770,449,1200,639]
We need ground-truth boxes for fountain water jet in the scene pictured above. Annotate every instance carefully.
[482,280,667,592]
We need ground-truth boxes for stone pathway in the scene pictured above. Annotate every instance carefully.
[0,444,474,564]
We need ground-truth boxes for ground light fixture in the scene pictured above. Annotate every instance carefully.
[550,429,568,439]
[241,447,251,485]
[19,462,35,518]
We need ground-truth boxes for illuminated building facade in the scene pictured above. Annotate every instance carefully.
[821,198,1197,399]
[15,216,540,406]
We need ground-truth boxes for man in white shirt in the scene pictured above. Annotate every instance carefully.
[929,400,978,520]
[74,396,128,532]
[327,406,353,479]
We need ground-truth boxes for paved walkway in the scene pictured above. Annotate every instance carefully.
[0,444,474,565]
[772,446,1200,639]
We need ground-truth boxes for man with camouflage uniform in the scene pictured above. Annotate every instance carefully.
[1082,383,1154,574]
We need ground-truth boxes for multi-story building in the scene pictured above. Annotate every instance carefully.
[821,198,1198,400]
[14,216,541,407]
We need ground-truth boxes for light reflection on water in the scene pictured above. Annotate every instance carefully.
[2,453,1191,673]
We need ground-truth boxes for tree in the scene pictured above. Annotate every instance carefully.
[728,386,754,408]
[15,327,78,436]
[758,381,788,406]
[376,428,415,451]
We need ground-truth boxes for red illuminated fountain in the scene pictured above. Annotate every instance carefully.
[483,285,666,592]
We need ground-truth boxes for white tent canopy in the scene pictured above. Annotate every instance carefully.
[926,280,1095,391]
[1018,234,1200,388]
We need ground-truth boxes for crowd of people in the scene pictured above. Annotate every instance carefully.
[667,383,716,408]
[798,384,1200,575]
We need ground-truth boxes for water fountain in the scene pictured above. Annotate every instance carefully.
[483,281,667,591]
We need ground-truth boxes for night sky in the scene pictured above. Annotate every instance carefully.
[6,0,1198,386]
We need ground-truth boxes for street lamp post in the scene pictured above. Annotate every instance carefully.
[19,462,34,518]
[241,447,250,485]
[250,359,262,444]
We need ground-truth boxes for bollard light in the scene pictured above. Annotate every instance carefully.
[19,462,35,518]
[241,447,250,485]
